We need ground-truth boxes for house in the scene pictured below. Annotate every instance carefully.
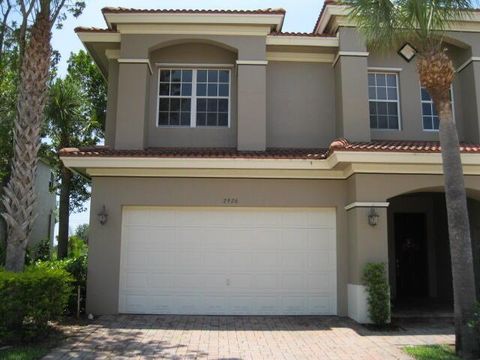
[1,160,57,251]
[62,2,480,323]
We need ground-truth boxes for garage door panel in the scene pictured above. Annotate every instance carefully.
[281,252,308,271]
[308,229,336,251]
[119,207,337,315]
[281,229,309,250]
[308,273,335,292]
[251,274,279,290]
[147,273,173,289]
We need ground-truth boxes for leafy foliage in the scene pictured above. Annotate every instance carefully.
[363,262,391,325]
[342,0,479,52]
[68,235,87,258]
[469,301,480,334]
[34,254,87,315]
[0,267,72,342]
[74,224,89,243]
[31,238,51,262]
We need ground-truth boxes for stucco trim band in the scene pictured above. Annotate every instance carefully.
[236,60,268,66]
[456,56,480,73]
[367,67,402,72]
[332,51,369,67]
[118,58,153,74]
[267,52,334,63]
[266,35,339,47]
[156,62,234,68]
[344,202,390,211]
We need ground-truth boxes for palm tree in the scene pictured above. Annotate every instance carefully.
[46,78,83,259]
[2,2,51,272]
[342,0,478,357]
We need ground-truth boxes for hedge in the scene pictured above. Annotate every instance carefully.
[0,267,72,342]
[363,262,391,326]
[34,254,87,315]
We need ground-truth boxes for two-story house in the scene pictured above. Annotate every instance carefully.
[61,2,480,323]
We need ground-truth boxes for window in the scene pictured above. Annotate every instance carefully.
[421,86,453,131]
[368,72,400,130]
[158,68,230,127]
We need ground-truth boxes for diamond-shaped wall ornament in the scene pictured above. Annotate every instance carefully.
[398,43,417,62]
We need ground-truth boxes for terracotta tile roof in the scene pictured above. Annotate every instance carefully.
[329,139,480,154]
[269,31,334,37]
[313,0,338,33]
[74,27,116,33]
[102,7,286,15]
[60,140,480,160]
[60,147,328,160]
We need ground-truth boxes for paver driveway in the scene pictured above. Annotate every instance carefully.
[43,315,454,360]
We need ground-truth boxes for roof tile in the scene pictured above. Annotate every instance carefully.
[60,140,480,160]
[101,7,286,15]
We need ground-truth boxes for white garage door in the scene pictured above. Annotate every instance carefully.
[119,207,337,315]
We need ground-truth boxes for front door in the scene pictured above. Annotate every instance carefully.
[394,213,428,299]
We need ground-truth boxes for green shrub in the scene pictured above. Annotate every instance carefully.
[469,302,480,334]
[68,235,87,258]
[34,254,87,315]
[31,239,51,262]
[363,262,391,325]
[0,267,72,342]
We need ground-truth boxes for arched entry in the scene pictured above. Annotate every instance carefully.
[387,191,480,315]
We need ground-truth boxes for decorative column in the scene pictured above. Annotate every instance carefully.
[236,60,267,151]
[345,202,389,323]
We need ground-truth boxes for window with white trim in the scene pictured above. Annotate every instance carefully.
[368,72,400,130]
[158,68,230,127]
[421,86,454,131]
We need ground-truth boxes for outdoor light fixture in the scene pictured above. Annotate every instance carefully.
[368,207,380,227]
[97,205,108,225]
[398,43,417,62]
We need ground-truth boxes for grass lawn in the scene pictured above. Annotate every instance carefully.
[0,346,51,360]
[404,345,460,360]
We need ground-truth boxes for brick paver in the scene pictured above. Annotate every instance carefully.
[42,315,454,360]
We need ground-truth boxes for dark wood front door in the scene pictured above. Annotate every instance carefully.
[394,213,429,299]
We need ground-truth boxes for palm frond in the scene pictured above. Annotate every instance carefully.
[342,0,480,52]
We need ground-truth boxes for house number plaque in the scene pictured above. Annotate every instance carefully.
[223,198,239,204]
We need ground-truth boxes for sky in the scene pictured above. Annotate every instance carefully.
[57,0,325,232]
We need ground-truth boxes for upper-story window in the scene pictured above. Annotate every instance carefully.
[158,68,230,128]
[368,72,400,130]
[421,86,454,131]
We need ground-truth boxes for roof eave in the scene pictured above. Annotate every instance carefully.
[102,12,285,33]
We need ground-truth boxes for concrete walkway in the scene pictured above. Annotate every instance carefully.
[43,315,454,360]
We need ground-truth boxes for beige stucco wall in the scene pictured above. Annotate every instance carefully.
[147,43,238,148]
[85,173,480,316]
[87,177,349,315]
[368,49,466,142]
[30,161,56,247]
[103,28,480,150]
[267,62,336,148]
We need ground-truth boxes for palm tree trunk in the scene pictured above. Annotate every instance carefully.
[1,6,51,272]
[57,165,71,259]
[436,98,479,358]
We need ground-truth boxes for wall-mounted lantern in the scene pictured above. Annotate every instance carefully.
[368,207,380,226]
[97,205,108,225]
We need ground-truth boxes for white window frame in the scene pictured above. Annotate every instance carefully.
[368,71,402,131]
[156,67,231,128]
[420,84,455,132]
